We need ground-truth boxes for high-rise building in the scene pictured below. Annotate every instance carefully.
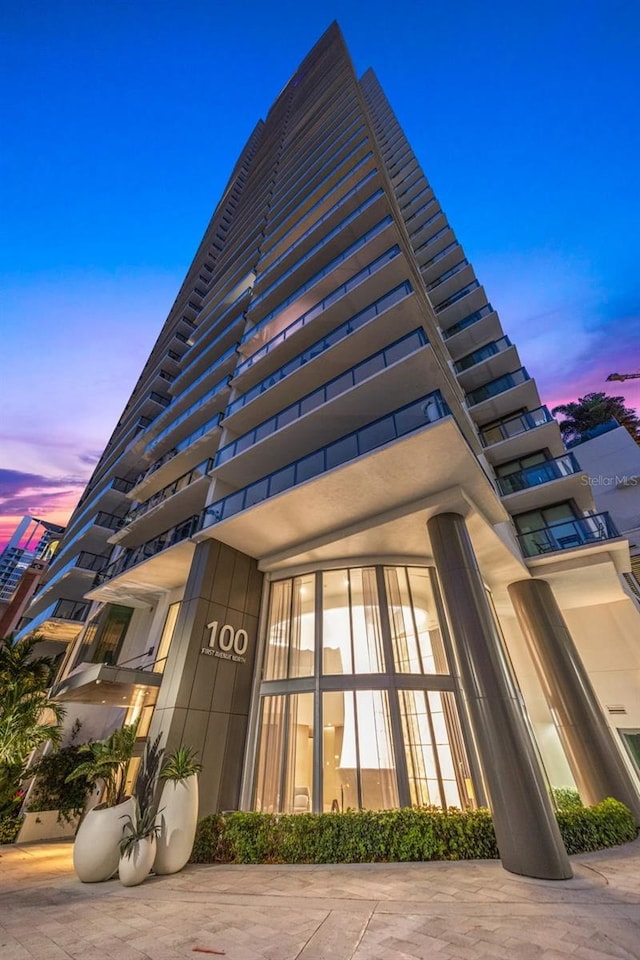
[17,24,640,877]
[0,516,64,604]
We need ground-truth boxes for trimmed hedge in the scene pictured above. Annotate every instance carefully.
[190,799,636,865]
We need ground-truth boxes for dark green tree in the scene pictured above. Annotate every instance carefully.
[552,392,640,445]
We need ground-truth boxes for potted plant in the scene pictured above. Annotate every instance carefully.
[118,799,160,886]
[154,745,202,875]
[66,722,138,882]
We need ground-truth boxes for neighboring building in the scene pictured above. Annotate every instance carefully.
[17,24,640,877]
[0,516,64,604]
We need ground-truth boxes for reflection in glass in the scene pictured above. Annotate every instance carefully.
[322,690,398,811]
[322,568,384,674]
[400,690,474,809]
[384,567,448,673]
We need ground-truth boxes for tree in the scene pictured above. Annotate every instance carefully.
[0,636,65,816]
[552,392,640,445]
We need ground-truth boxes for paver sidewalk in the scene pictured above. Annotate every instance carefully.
[1,839,639,959]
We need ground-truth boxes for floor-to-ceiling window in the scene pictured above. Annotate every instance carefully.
[250,565,476,813]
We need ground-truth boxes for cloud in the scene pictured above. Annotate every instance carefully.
[78,451,102,466]
[0,469,86,518]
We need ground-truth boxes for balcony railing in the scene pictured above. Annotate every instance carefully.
[202,390,450,528]
[497,453,582,496]
[146,374,231,454]
[134,412,224,487]
[94,511,126,531]
[76,552,110,572]
[441,303,494,340]
[480,406,555,446]
[241,216,393,349]
[216,329,428,467]
[53,599,89,622]
[433,280,480,314]
[466,368,530,407]
[235,245,402,377]
[518,512,620,557]
[228,281,412,417]
[95,515,200,586]
[454,336,512,373]
[125,459,213,525]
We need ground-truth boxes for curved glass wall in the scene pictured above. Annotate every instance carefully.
[250,565,476,814]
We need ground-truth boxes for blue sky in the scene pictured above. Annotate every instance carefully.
[1,0,639,545]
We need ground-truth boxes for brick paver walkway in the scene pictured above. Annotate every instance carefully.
[1,839,639,959]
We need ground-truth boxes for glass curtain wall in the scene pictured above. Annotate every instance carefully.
[252,565,475,813]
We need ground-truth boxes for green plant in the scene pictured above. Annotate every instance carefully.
[0,635,65,820]
[160,745,202,781]
[27,723,96,823]
[552,786,583,811]
[134,733,164,812]
[119,799,161,859]
[190,799,637,865]
[66,721,138,808]
[0,813,23,845]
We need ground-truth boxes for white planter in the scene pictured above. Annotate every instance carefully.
[154,775,198,875]
[118,835,156,887]
[73,797,136,883]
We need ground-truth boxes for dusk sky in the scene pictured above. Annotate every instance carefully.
[1,0,639,550]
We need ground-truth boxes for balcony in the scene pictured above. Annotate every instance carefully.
[51,659,163,706]
[466,368,539,423]
[52,598,90,622]
[227,281,412,421]
[214,329,430,486]
[454,336,512,373]
[202,390,450,529]
[497,453,581,496]
[518,512,621,558]
[241,215,394,355]
[479,406,565,464]
[93,514,200,588]
[234,246,403,380]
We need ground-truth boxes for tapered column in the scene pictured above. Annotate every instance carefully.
[428,513,571,880]
[509,578,640,823]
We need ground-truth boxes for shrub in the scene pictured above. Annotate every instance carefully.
[556,797,636,854]
[27,744,94,823]
[190,799,636,865]
[552,787,583,811]
[0,813,22,845]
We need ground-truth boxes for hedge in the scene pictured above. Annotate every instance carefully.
[190,799,636,865]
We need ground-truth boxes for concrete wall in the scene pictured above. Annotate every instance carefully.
[149,539,263,816]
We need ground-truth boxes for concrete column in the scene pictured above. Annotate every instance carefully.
[509,578,640,823]
[428,513,571,880]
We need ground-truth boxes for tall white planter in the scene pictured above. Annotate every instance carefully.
[154,775,198,875]
[73,797,136,883]
[119,836,156,887]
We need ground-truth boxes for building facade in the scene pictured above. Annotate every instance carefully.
[18,24,640,877]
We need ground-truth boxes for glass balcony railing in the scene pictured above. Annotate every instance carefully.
[235,245,402,378]
[216,329,428,467]
[480,406,555,446]
[497,453,582,496]
[442,304,494,340]
[466,368,530,407]
[202,390,450,528]
[518,512,620,557]
[433,280,480,313]
[250,182,382,312]
[146,374,231,454]
[76,551,110,572]
[426,259,469,293]
[422,240,459,269]
[228,280,412,417]
[403,195,437,227]
[135,412,224,487]
[125,458,213,525]
[95,511,126,531]
[454,336,512,373]
[95,515,200,586]
[53,599,89,622]
[241,216,394,350]
[259,168,379,285]
[410,211,444,242]
[111,476,135,494]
